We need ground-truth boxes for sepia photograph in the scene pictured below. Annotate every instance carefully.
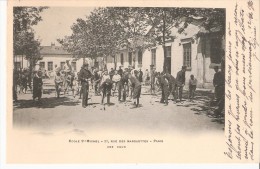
[12,6,225,131]
[6,0,259,164]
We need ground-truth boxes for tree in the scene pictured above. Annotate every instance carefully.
[13,7,47,72]
[13,7,47,55]
[59,7,154,70]
[144,7,225,73]
[107,7,152,69]
[144,8,188,73]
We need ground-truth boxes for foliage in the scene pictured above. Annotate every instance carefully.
[59,7,225,71]
[13,7,47,69]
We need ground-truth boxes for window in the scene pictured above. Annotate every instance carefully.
[60,62,65,70]
[151,49,156,67]
[210,38,222,64]
[128,52,132,66]
[120,53,124,65]
[14,62,21,70]
[71,62,77,71]
[138,50,142,65]
[39,62,45,70]
[183,43,192,68]
[48,62,53,71]
[165,46,171,57]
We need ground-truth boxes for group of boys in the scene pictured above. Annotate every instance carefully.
[155,65,195,106]
[77,64,142,108]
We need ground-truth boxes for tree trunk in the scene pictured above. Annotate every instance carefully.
[202,36,206,88]
[22,54,23,69]
[113,55,117,70]
[162,10,167,73]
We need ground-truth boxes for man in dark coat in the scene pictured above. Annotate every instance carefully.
[164,72,177,103]
[157,72,169,105]
[213,66,225,102]
[213,66,225,116]
[118,66,123,77]
[13,69,19,101]
[138,69,143,84]
[33,71,43,101]
[150,65,156,94]
[93,70,101,95]
[175,66,187,102]
[78,63,92,108]
[109,68,115,80]
[118,70,129,102]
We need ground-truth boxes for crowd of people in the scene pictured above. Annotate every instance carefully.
[13,60,225,116]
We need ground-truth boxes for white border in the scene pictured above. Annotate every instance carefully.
[0,1,259,169]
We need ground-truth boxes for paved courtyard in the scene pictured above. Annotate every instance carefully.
[13,79,224,135]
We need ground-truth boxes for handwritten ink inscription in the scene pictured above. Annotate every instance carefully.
[224,0,258,161]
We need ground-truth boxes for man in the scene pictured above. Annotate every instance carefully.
[54,71,63,98]
[144,69,150,86]
[175,66,187,102]
[118,66,123,77]
[93,70,101,95]
[138,68,143,84]
[213,66,225,102]
[164,72,177,103]
[63,60,72,94]
[128,70,141,107]
[112,70,121,96]
[33,70,43,101]
[157,72,169,105]
[150,65,156,95]
[109,68,115,80]
[213,66,225,116]
[13,69,19,101]
[78,63,92,108]
[118,70,129,102]
[100,70,113,105]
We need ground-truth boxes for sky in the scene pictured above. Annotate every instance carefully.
[33,7,95,46]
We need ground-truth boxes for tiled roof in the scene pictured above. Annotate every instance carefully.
[40,46,71,55]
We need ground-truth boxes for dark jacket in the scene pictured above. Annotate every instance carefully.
[176,70,185,86]
[213,71,225,87]
[78,68,92,83]
[164,73,176,86]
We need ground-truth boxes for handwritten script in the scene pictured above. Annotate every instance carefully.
[224,0,259,161]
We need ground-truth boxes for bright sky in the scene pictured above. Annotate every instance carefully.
[33,7,95,46]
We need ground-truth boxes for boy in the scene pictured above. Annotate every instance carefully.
[128,71,141,107]
[54,72,63,98]
[189,74,197,101]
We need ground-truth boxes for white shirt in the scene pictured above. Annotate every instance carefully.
[112,74,121,82]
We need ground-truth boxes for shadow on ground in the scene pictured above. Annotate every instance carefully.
[175,90,225,125]
[13,97,81,109]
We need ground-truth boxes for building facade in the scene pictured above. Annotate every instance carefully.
[106,23,225,89]
[14,43,93,77]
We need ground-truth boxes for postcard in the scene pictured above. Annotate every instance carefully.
[3,0,260,165]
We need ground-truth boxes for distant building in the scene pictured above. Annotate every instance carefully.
[14,43,93,76]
